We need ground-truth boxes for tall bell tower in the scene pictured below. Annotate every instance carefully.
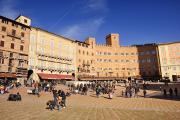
[106,33,120,47]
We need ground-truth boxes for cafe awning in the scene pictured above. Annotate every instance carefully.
[0,73,16,78]
[37,73,73,80]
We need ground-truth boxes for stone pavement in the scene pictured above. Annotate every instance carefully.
[0,85,180,120]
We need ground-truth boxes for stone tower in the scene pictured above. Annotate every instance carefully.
[106,33,120,47]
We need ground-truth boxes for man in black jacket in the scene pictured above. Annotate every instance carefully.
[60,90,66,108]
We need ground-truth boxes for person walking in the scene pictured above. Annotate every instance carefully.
[169,88,173,97]
[174,88,178,96]
[96,86,101,98]
[143,89,147,98]
[60,90,66,108]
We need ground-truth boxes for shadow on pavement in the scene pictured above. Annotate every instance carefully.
[147,92,180,101]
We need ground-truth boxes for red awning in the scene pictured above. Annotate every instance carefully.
[37,73,73,80]
[0,73,16,78]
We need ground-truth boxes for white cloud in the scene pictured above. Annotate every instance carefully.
[83,0,108,12]
[61,17,105,40]
[0,0,19,19]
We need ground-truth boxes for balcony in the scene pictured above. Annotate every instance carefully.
[9,63,14,67]
[7,32,21,39]
[9,56,16,60]
[17,65,27,69]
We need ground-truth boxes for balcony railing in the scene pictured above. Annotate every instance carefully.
[7,32,21,39]
[36,52,73,61]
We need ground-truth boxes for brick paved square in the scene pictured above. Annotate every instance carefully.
[0,85,180,120]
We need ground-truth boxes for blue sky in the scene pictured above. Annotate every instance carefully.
[0,0,180,46]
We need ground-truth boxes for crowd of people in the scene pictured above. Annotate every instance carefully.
[163,88,178,97]
[0,79,21,95]
[48,89,67,111]
[68,81,116,99]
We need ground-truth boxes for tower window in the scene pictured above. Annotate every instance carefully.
[24,19,27,23]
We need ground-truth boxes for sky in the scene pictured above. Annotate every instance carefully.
[0,0,180,46]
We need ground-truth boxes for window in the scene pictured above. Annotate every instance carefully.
[140,52,144,55]
[79,50,81,54]
[2,26,6,32]
[18,61,23,67]
[164,67,168,71]
[21,26,26,30]
[0,51,4,64]
[8,67,12,72]
[121,53,124,56]
[173,67,176,71]
[0,41,4,47]
[151,51,156,54]
[2,19,8,24]
[146,51,150,55]
[115,53,118,55]
[24,19,27,23]
[12,29,16,36]
[141,59,145,63]
[10,53,13,57]
[21,32,25,37]
[0,58,4,64]
[147,58,151,63]
[20,45,23,51]
[11,43,14,49]
[12,23,18,27]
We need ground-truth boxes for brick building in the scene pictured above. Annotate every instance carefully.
[0,15,31,82]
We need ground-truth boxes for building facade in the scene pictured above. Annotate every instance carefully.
[28,27,76,82]
[0,15,30,82]
[1,15,179,82]
[75,38,96,80]
[158,42,180,81]
[77,34,160,80]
